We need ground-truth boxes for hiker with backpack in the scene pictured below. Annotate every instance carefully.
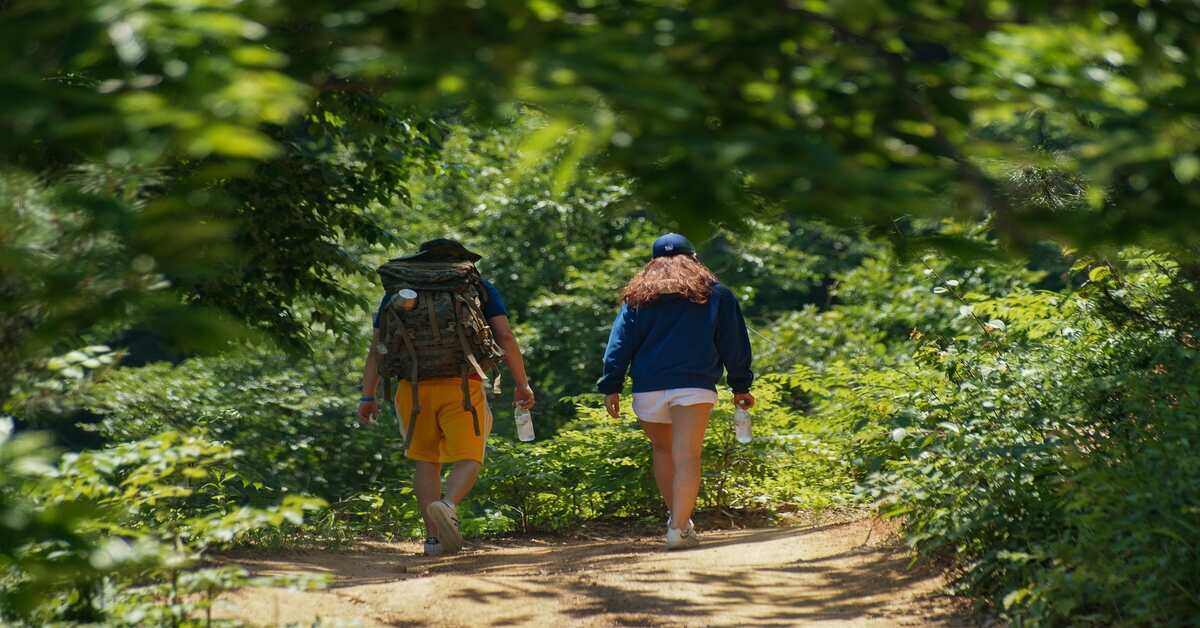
[597,233,755,550]
[357,238,535,556]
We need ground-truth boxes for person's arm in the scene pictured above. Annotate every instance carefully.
[358,327,382,424]
[597,304,641,417]
[488,315,535,409]
[715,287,756,408]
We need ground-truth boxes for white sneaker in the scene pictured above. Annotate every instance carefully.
[423,536,443,557]
[426,500,463,553]
[665,518,699,550]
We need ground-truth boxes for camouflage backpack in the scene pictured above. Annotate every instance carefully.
[375,258,504,439]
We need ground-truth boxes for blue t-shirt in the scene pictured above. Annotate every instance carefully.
[373,279,507,328]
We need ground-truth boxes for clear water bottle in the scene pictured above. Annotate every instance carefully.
[515,405,535,442]
[734,407,752,444]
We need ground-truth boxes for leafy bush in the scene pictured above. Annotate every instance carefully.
[83,343,408,506]
[76,328,850,542]
[792,241,1200,624]
[3,427,326,625]
[474,384,854,534]
[1,419,111,622]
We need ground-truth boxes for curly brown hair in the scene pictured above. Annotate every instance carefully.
[621,254,718,308]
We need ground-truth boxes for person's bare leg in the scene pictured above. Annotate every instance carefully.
[668,403,712,528]
[640,421,675,513]
[413,461,442,535]
[442,460,482,505]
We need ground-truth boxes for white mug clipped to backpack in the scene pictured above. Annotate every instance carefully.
[396,288,418,310]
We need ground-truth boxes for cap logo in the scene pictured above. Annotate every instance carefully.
[665,244,674,251]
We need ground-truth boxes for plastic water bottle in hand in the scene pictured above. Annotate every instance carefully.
[515,405,535,442]
[733,406,753,444]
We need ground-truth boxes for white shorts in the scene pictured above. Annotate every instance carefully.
[632,388,718,424]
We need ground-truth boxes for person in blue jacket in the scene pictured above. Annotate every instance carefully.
[597,233,755,550]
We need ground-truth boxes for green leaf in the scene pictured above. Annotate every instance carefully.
[189,125,280,159]
[1088,266,1112,282]
[1003,588,1030,609]
[1172,154,1200,183]
[61,366,85,379]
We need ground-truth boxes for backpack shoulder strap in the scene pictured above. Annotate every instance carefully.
[384,305,421,442]
[475,277,491,306]
[451,295,486,437]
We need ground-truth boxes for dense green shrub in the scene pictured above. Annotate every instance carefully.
[0,420,110,622]
[790,242,1200,624]
[81,338,852,539]
[474,383,854,534]
[83,343,403,503]
[2,427,326,625]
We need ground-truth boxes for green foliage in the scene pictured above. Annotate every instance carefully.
[196,92,447,348]
[380,119,871,429]
[81,341,413,516]
[2,0,310,168]
[5,4,1200,622]
[785,236,1200,624]
[53,432,326,548]
[8,0,1198,399]
[1,9,444,406]
[0,420,109,620]
[475,415,656,533]
[475,386,853,534]
[13,0,1200,253]
[2,426,327,624]
[266,0,1200,249]
[77,329,852,539]
[0,172,181,404]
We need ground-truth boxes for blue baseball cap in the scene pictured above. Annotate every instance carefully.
[652,233,695,258]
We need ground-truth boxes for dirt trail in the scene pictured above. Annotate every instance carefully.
[215,519,964,627]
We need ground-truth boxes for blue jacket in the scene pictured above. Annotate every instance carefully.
[596,284,754,394]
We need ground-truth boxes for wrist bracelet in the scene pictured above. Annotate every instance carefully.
[360,395,375,402]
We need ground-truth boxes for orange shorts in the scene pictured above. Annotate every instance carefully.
[393,378,492,464]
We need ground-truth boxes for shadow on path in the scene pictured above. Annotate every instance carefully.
[217,519,968,627]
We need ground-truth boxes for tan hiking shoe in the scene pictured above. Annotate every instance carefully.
[426,500,463,553]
